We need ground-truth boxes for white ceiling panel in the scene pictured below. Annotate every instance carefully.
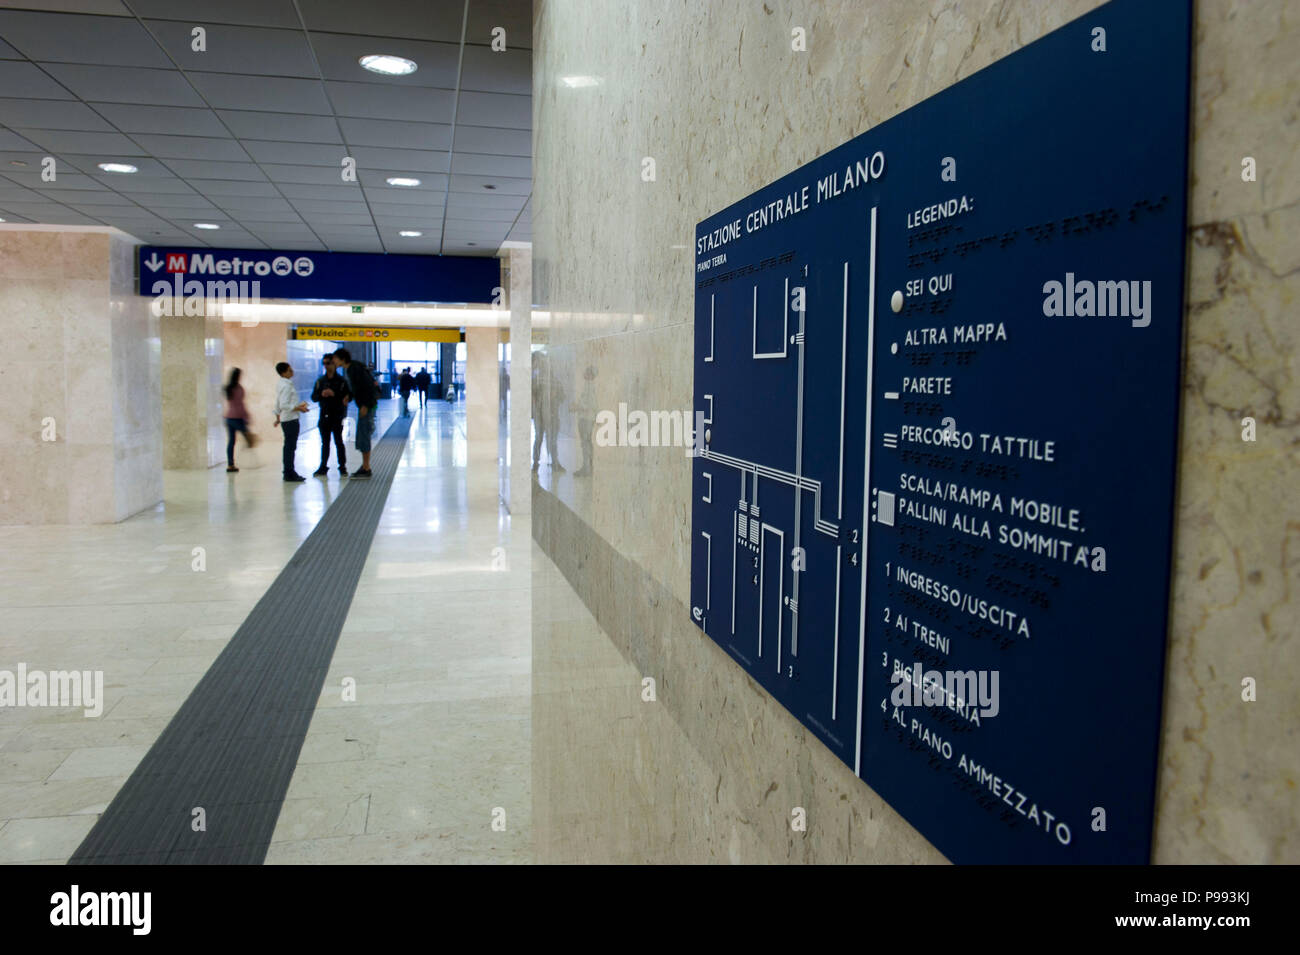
[0,59,75,98]
[129,134,248,161]
[127,0,300,29]
[297,0,464,42]
[187,73,332,113]
[325,81,455,123]
[145,21,319,77]
[457,90,529,129]
[92,103,227,135]
[308,32,460,89]
[337,117,451,150]
[161,159,267,180]
[13,128,143,153]
[0,0,531,254]
[216,109,341,143]
[44,63,205,106]
[0,10,170,66]
[0,97,113,129]
[460,46,530,95]
[241,140,346,166]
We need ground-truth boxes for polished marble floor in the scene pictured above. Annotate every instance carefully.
[0,397,534,864]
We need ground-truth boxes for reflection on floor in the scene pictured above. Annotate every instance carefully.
[0,398,532,864]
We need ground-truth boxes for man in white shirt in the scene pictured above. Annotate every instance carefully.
[273,361,310,482]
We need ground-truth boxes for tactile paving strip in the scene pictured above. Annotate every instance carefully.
[70,416,412,865]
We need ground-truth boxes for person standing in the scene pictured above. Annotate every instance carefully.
[273,361,309,482]
[572,365,597,477]
[531,353,563,472]
[398,368,414,417]
[311,353,351,476]
[335,348,376,478]
[223,367,254,473]
[415,367,430,407]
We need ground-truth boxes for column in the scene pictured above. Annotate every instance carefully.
[0,226,162,524]
[507,246,532,515]
[161,305,225,468]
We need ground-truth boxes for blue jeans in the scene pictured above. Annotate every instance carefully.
[355,406,375,453]
[281,418,300,476]
[225,417,247,467]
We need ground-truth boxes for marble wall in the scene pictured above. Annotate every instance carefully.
[0,226,162,524]
[465,326,501,449]
[221,321,288,447]
[161,308,225,470]
[531,1,1300,863]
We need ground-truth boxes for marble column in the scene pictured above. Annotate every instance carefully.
[508,247,533,515]
[0,226,161,525]
[161,307,225,469]
[221,321,288,444]
[465,326,501,451]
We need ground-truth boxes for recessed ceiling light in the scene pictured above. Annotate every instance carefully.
[194,223,220,230]
[360,54,418,76]
[0,217,6,223]
[98,162,138,174]
[560,75,600,88]
[399,230,422,237]
[386,177,421,187]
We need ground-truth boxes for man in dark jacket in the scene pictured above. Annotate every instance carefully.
[398,368,414,417]
[334,348,377,478]
[311,353,351,476]
[414,368,431,407]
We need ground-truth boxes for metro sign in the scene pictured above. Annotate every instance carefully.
[136,245,501,304]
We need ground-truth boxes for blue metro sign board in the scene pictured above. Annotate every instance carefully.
[689,0,1190,864]
[137,246,500,304]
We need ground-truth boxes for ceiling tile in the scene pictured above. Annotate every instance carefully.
[159,158,267,180]
[93,103,227,136]
[12,128,144,153]
[129,134,248,161]
[308,32,460,89]
[459,46,530,95]
[128,0,300,28]
[0,2,132,15]
[448,151,528,178]
[337,117,450,150]
[188,178,281,197]
[0,10,172,66]
[216,109,341,143]
[465,0,533,52]
[145,21,318,77]
[241,140,347,166]
[448,173,529,195]
[456,90,530,129]
[350,146,448,174]
[262,163,351,185]
[277,182,365,200]
[325,81,454,123]
[0,97,114,130]
[187,73,331,113]
[297,0,464,42]
[43,64,203,107]
[0,60,76,99]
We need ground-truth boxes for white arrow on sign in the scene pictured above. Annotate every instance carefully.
[144,253,164,272]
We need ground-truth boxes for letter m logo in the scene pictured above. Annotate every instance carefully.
[166,253,188,273]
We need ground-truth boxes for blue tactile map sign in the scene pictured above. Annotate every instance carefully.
[689,0,1190,864]
[137,246,500,304]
